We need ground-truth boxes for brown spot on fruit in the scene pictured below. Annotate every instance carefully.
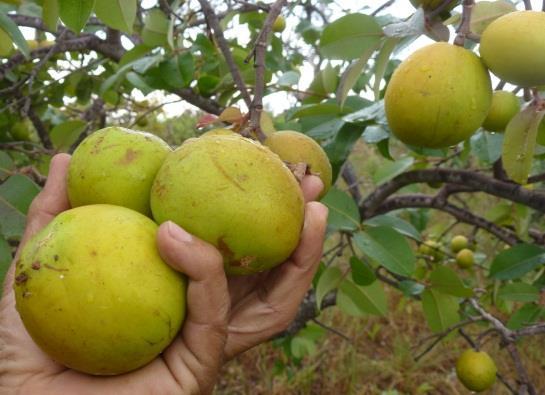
[31,261,41,270]
[117,148,139,165]
[90,250,97,257]
[44,264,68,272]
[54,255,59,261]
[239,256,256,267]
[15,272,28,285]
[217,237,234,259]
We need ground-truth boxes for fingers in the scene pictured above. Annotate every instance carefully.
[300,175,323,203]
[3,154,71,296]
[157,222,230,394]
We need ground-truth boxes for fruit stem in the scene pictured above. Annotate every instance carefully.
[453,0,476,47]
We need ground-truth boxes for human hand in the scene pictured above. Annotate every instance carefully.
[0,154,327,394]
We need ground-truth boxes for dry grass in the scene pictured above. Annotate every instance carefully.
[215,291,545,394]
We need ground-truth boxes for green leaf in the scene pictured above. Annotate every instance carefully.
[506,303,544,330]
[159,57,185,89]
[399,280,425,296]
[178,52,194,87]
[0,151,15,181]
[315,266,343,308]
[364,214,421,241]
[0,10,29,58]
[383,8,425,38]
[470,130,503,164]
[373,37,398,101]
[372,156,414,184]
[277,70,300,87]
[290,336,316,359]
[430,266,473,297]
[0,175,41,239]
[489,244,545,280]
[354,227,415,277]
[94,0,136,34]
[469,0,516,35]
[336,45,377,108]
[350,256,376,286]
[421,289,460,333]
[42,0,59,31]
[320,187,361,232]
[502,106,545,184]
[58,0,95,33]
[498,283,539,302]
[319,13,383,60]
[0,235,11,292]
[338,278,387,316]
[0,28,12,57]
[125,72,153,95]
[142,9,169,47]
[50,120,86,151]
[323,122,365,179]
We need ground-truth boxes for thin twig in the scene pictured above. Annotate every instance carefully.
[312,318,353,343]
[454,0,475,46]
[371,0,395,16]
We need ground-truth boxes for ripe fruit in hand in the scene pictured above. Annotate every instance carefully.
[456,248,474,269]
[456,349,497,392]
[68,127,171,216]
[272,15,286,33]
[482,91,520,132]
[264,130,332,198]
[480,11,545,87]
[151,135,305,275]
[450,235,468,253]
[385,42,492,148]
[14,205,187,375]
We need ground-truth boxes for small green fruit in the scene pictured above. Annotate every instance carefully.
[68,127,171,216]
[10,119,34,141]
[482,91,520,132]
[480,11,545,87]
[450,235,468,253]
[272,15,286,33]
[385,42,492,148]
[456,349,497,392]
[264,130,332,199]
[418,240,443,260]
[151,135,305,275]
[14,205,187,375]
[456,248,474,269]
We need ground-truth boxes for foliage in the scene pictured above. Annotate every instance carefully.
[1,0,544,393]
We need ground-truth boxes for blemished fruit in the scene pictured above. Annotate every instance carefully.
[385,42,492,148]
[482,91,520,132]
[200,128,236,138]
[450,235,468,253]
[68,127,171,216]
[264,130,332,198]
[456,248,475,269]
[456,349,497,392]
[409,0,457,11]
[151,135,305,275]
[480,11,545,87]
[272,15,286,33]
[14,205,187,375]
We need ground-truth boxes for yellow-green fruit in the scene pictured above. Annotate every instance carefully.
[272,15,286,33]
[200,128,236,138]
[456,248,474,269]
[409,0,457,11]
[418,240,443,260]
[456,349,497,392]
[385,42,492,148]
[264,130,332,198]
[151,135,305,275]
[10,120,34,141]
[14,204,187,375]
[450,235,468,253]
[68,127,171,216]
[482,91,520,132]
[480,11,545,87]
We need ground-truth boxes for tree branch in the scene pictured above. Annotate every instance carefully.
[454,0,476,46]
[197,0,252,108]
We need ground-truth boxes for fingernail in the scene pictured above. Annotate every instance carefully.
[166,221,192,243]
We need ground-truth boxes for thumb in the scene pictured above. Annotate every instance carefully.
[156,221,230,394]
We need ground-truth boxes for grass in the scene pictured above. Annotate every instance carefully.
[213,140,545,394]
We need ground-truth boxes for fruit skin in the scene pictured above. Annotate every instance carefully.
[200,128,236,138]
[482,91,520,132]
[409,0,457,11]
[68,127,171,216]
[272,15,286,33]
[385,42,492,148]
[264,130,332,199]
[418,240,443,261]
[151,135,305,275]
[14,204,187,375]
[456,349,497,392]
[480,11,545,87]
[450,235,468,253]
[456,248,474,269]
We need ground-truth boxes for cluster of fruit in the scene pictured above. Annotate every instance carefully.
[418,234,475,269]
[13,126,331,375]
[385,11,545,149]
